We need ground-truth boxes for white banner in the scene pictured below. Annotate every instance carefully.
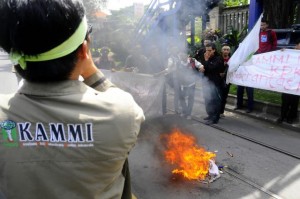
[102,70,165,117]
[227,49,300,96]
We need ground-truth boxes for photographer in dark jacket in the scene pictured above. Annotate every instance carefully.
[199,43,224,125]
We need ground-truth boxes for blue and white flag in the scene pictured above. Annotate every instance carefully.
[227,13,263,79]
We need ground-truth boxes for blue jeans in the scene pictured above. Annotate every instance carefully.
[179,84,196,116]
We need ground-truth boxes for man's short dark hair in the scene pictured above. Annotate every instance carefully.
[261,18,269,24]
[205,43,217,50]
[0,0,86,82]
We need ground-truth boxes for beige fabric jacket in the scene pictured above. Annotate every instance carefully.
[0,70,145,199]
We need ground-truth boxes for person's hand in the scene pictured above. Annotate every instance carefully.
[80,62,98,79]
[220,72,225,77]
[204,52,210,61]
[199,65,205,73]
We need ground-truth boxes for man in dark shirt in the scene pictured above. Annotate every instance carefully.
[199,43,224,124]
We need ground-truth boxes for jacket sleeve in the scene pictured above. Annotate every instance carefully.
[202,56,223,74]
[83,70,115,92]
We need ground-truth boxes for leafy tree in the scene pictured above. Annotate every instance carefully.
[221,25,247,53]
[96,6,139,65]
[262,0,300,28]
[223,0,249,7]
[83,0,107,17]
[222,0,300,28]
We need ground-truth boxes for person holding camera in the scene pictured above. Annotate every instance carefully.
[0,0,145,198]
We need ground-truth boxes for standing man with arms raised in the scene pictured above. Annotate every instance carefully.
[0,0,145,199]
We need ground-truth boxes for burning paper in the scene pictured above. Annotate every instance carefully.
[163,129,217,180]
[207,160,221,183]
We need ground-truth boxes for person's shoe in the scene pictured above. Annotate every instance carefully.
[212,120,219,124]
[204,120,214,125]
[287,119,293,124]
[233,106,242,110]
[220,114,225,118]
[203,116,211,120]
[205,120,218,125]
[246,109,252,113]
[276,117,283,123]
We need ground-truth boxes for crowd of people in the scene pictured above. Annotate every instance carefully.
[93,18,299,125]
[94,41,233,125]
[97,41,226,123]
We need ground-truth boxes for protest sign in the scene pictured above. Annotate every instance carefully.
[227,49,300,96]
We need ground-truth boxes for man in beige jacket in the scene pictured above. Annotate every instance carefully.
[0,0,145,198]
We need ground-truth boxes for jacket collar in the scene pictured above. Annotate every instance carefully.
[18,80,88,96]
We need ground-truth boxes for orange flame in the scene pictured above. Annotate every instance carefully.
[163,129,216,180]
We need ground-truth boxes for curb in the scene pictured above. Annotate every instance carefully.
[225,95,300,131]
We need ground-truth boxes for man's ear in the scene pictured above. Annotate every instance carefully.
[77,40,90,59]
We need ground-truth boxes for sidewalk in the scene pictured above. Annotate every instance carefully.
[167,85,300,132]
[225,94,300,132]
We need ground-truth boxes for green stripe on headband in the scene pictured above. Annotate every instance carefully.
[10,16,88,70]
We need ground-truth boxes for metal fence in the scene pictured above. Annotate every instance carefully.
[218,5,249,34]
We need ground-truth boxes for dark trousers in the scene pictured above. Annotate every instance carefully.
[203,80,222,122]
[237,86,254,110]
[179,84,196,116]
[280,93,300,121]
[220,83,231,114]
[121,159,132,199]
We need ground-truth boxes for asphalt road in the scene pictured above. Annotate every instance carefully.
[130,114,300,199]
[129,90,300,199]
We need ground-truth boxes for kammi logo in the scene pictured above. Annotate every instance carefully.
[0,120,19,147]
[0,121,94,148]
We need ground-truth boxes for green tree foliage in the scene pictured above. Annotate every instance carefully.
[221,25,247,52]
[262,0,300,28]
[106,8,138,64]
[83,0,107,18]
[223,0,249,7]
